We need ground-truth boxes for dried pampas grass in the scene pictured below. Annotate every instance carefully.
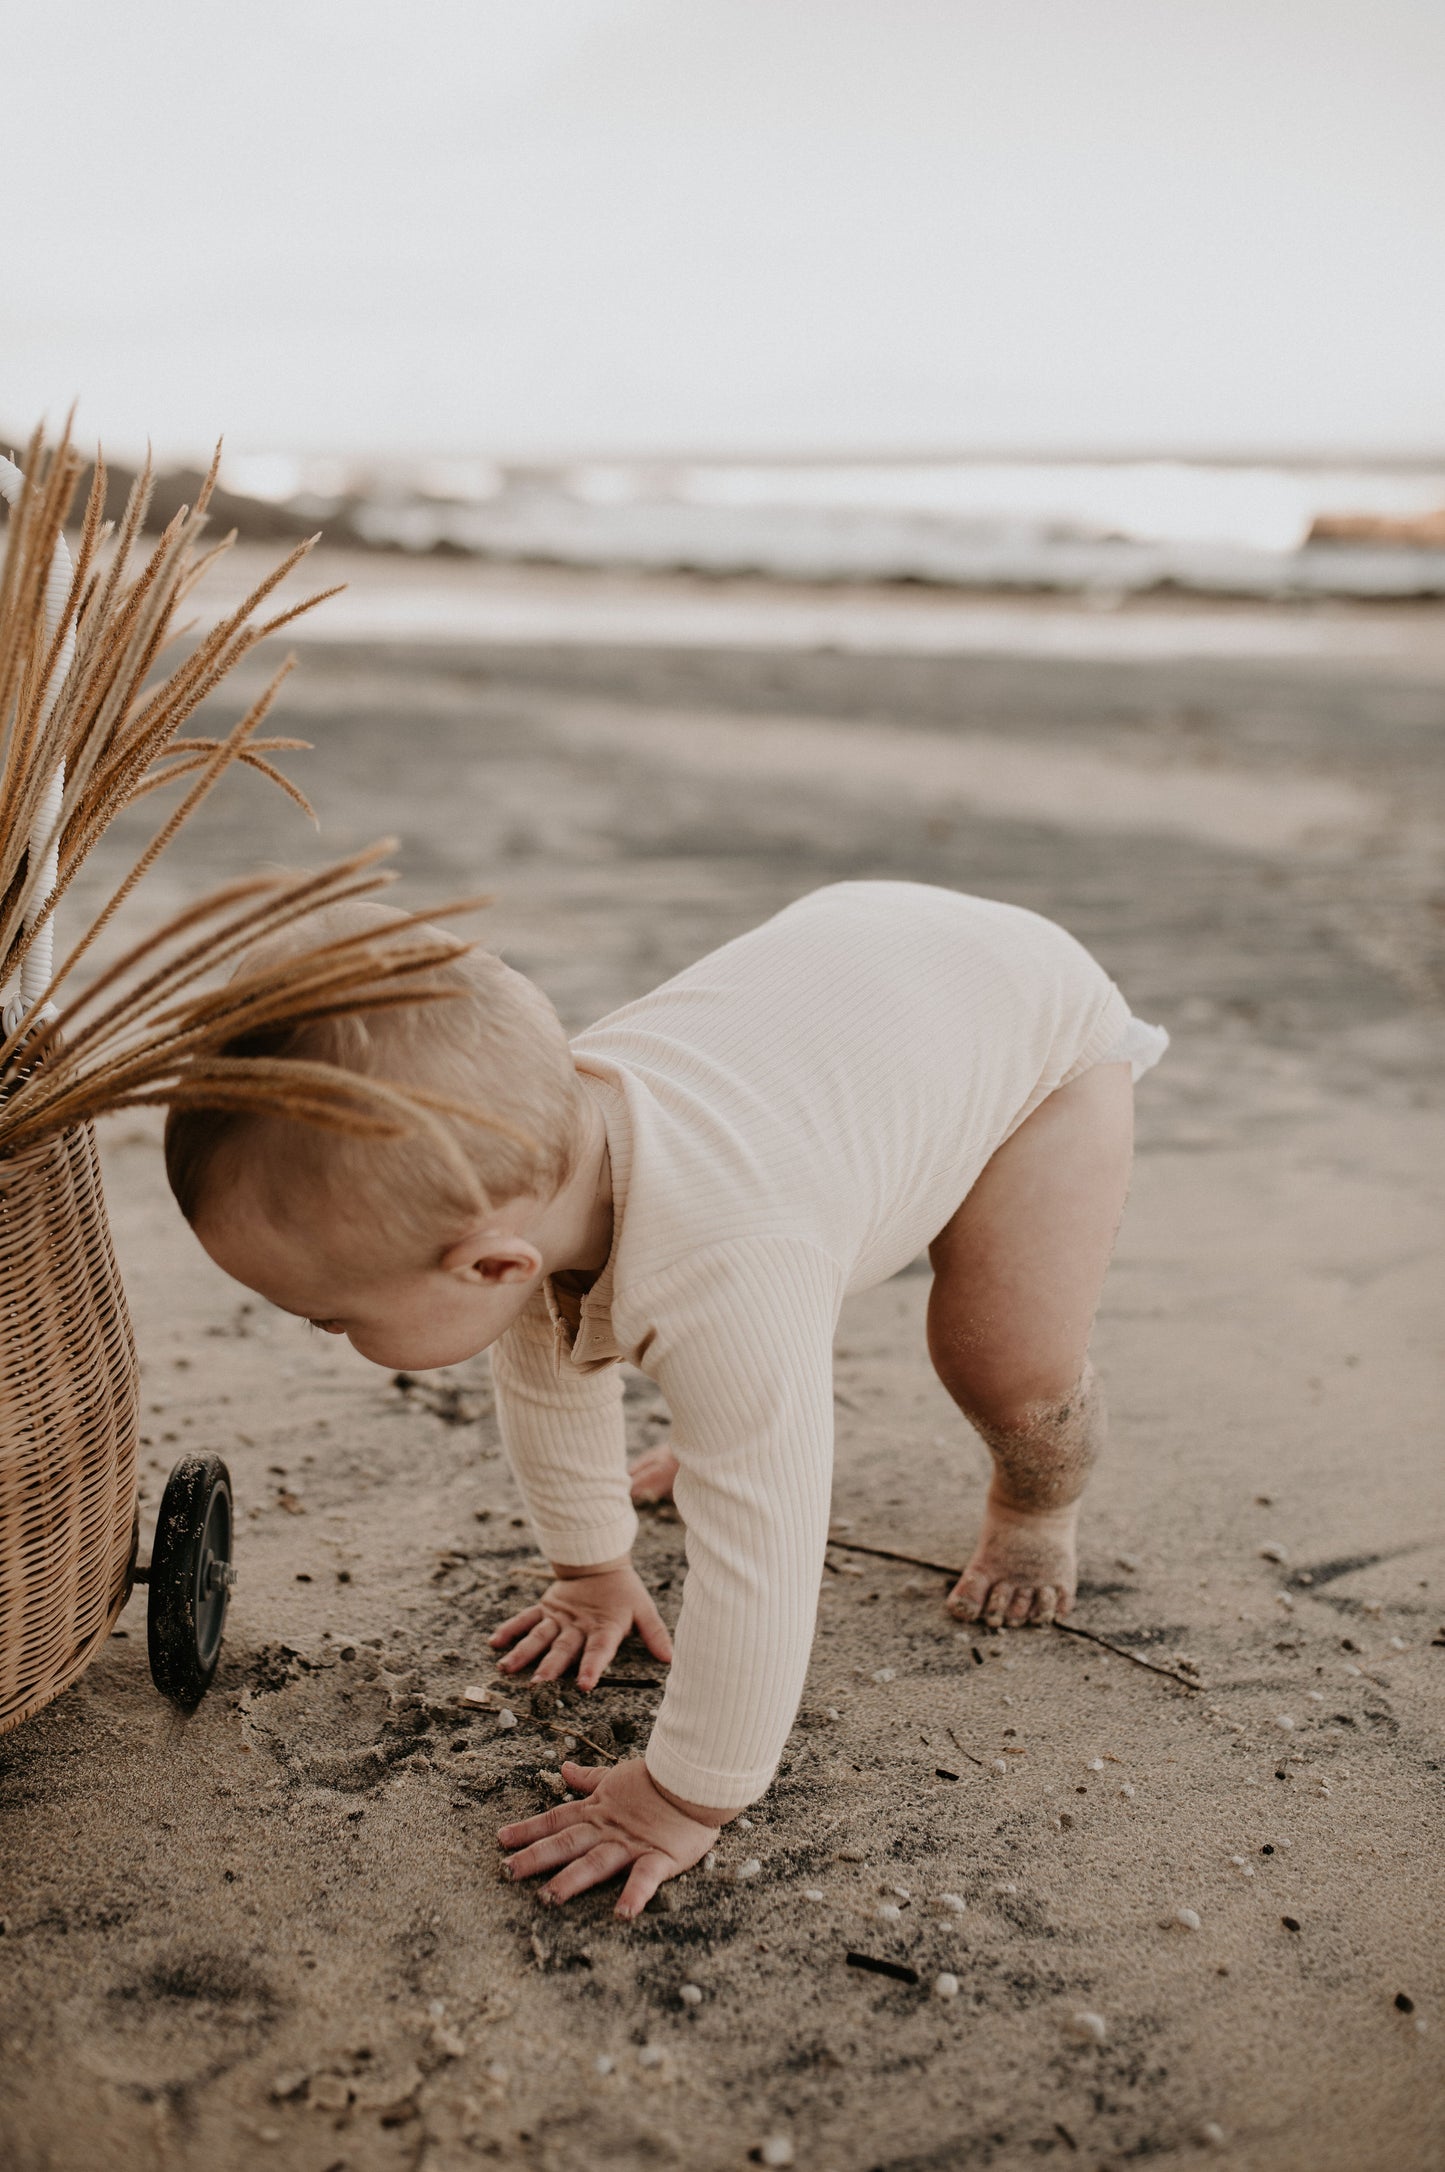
[0,422,489,1163]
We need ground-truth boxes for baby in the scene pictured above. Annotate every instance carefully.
[167,880,1165,1914]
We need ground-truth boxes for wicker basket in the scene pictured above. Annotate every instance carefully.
[0,1117,139,1737]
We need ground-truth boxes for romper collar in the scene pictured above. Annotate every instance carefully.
[542,1070,631,1375]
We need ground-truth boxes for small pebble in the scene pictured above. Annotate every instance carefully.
[1199,2122,1227,2150]
[802,1888,825,1903]
[737,1859,762,1882]
[1258,1541,1288,1563]
[637,2044,664,2069]
[737,1815,754,1829]
[461,1685,493,1708]
[877,1903,903,1923]
[825,1706,842,1721]
[679,1983,703,2007]
[872,1667,896,1684]
[1086,1757,1105,1772]
[934,1971,961,2000]
[703,1852,718,1872]
[991,1758,1009,1775]
[936,1893,967,1915]
[595,2054,615,2074]
[1116,1554,1141,1572]
[1119,1783,1136,1800]
[1272,1714,1296,1732]
[1171,1907,1202,1931]
[759,2140,795,2169]
[994,1881,1018,1894]
[1362,1599,1383,1616]
[886,1883,911,1900]
[496,1708,518,1731]
[1067,2010,1107,2044]
[1388,1635,1406,1651]
[1306,1690,1324,1703]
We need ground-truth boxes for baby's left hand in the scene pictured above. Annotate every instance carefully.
[498,1757,720,1916]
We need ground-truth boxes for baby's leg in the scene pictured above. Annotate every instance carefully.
[927,1061,1134,1626]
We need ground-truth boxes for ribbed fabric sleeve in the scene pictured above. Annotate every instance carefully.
[622,1240,843,1807]
[490,1286,638,1567]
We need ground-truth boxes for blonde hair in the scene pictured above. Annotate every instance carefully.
[164,901,585,1252]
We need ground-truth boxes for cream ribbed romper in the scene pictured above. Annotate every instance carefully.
[490,882,1166,1807]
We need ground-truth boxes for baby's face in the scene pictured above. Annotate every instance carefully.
[196,1181,540,1371]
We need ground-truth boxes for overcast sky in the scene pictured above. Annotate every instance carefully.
[4,0,1443,461]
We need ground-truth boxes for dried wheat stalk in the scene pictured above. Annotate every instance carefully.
[0,425,493,1161]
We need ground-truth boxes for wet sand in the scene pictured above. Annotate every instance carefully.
[2,566,1443,2171]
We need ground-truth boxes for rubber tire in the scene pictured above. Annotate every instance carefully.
[147,1455,234,1708]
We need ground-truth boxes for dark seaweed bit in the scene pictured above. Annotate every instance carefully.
[846,1951,920,1985]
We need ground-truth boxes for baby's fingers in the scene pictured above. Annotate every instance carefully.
[559,1760,607,1795]
[616,1850,676,1920]
[496,1618,561,1674]
[576,1626,622,1693]
[489,1604,544,1650]
[545,1840,633,1905]
[635,1593,674,1667]
[497,1798,592,1850]
[504,1821,599,1883]
[533,1626,586,1683]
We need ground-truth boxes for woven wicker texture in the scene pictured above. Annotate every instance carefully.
[0,1120,138,1736]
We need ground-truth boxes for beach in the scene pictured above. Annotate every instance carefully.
[1,560,1442,2172]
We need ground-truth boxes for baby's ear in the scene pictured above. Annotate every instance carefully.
[439,1228,542,1287]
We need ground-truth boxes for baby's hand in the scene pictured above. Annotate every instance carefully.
[489,1562,672,1692]
[498,1757,720,1915]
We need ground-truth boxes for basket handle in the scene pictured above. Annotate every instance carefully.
[0,453,76,1037]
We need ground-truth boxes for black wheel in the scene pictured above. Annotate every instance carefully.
[147,1455,236,1708]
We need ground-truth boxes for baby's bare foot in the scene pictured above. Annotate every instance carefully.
[947,1497,1079,1627]
[628,1446,680,1506]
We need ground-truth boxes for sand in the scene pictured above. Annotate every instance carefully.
[2,566,1443,2171]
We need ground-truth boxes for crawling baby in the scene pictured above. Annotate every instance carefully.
[167,880,1165,1912]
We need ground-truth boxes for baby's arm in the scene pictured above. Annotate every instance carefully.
[489,1286,667,1688]
[499,1240,842,1912]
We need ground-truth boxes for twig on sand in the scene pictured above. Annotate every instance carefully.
[1051,1620,1203,1692]
[824,1535,1204,1693]
[826,1537,959,1577]
[543,1719,620,1764]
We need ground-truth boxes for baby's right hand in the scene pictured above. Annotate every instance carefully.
[489,1561,673,1692]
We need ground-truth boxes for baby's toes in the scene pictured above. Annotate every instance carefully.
[983,1581,1016,1627]
[945,1570,990,1622]
[1029,1584,1059,1626]
[1004,1584,1035,1628]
